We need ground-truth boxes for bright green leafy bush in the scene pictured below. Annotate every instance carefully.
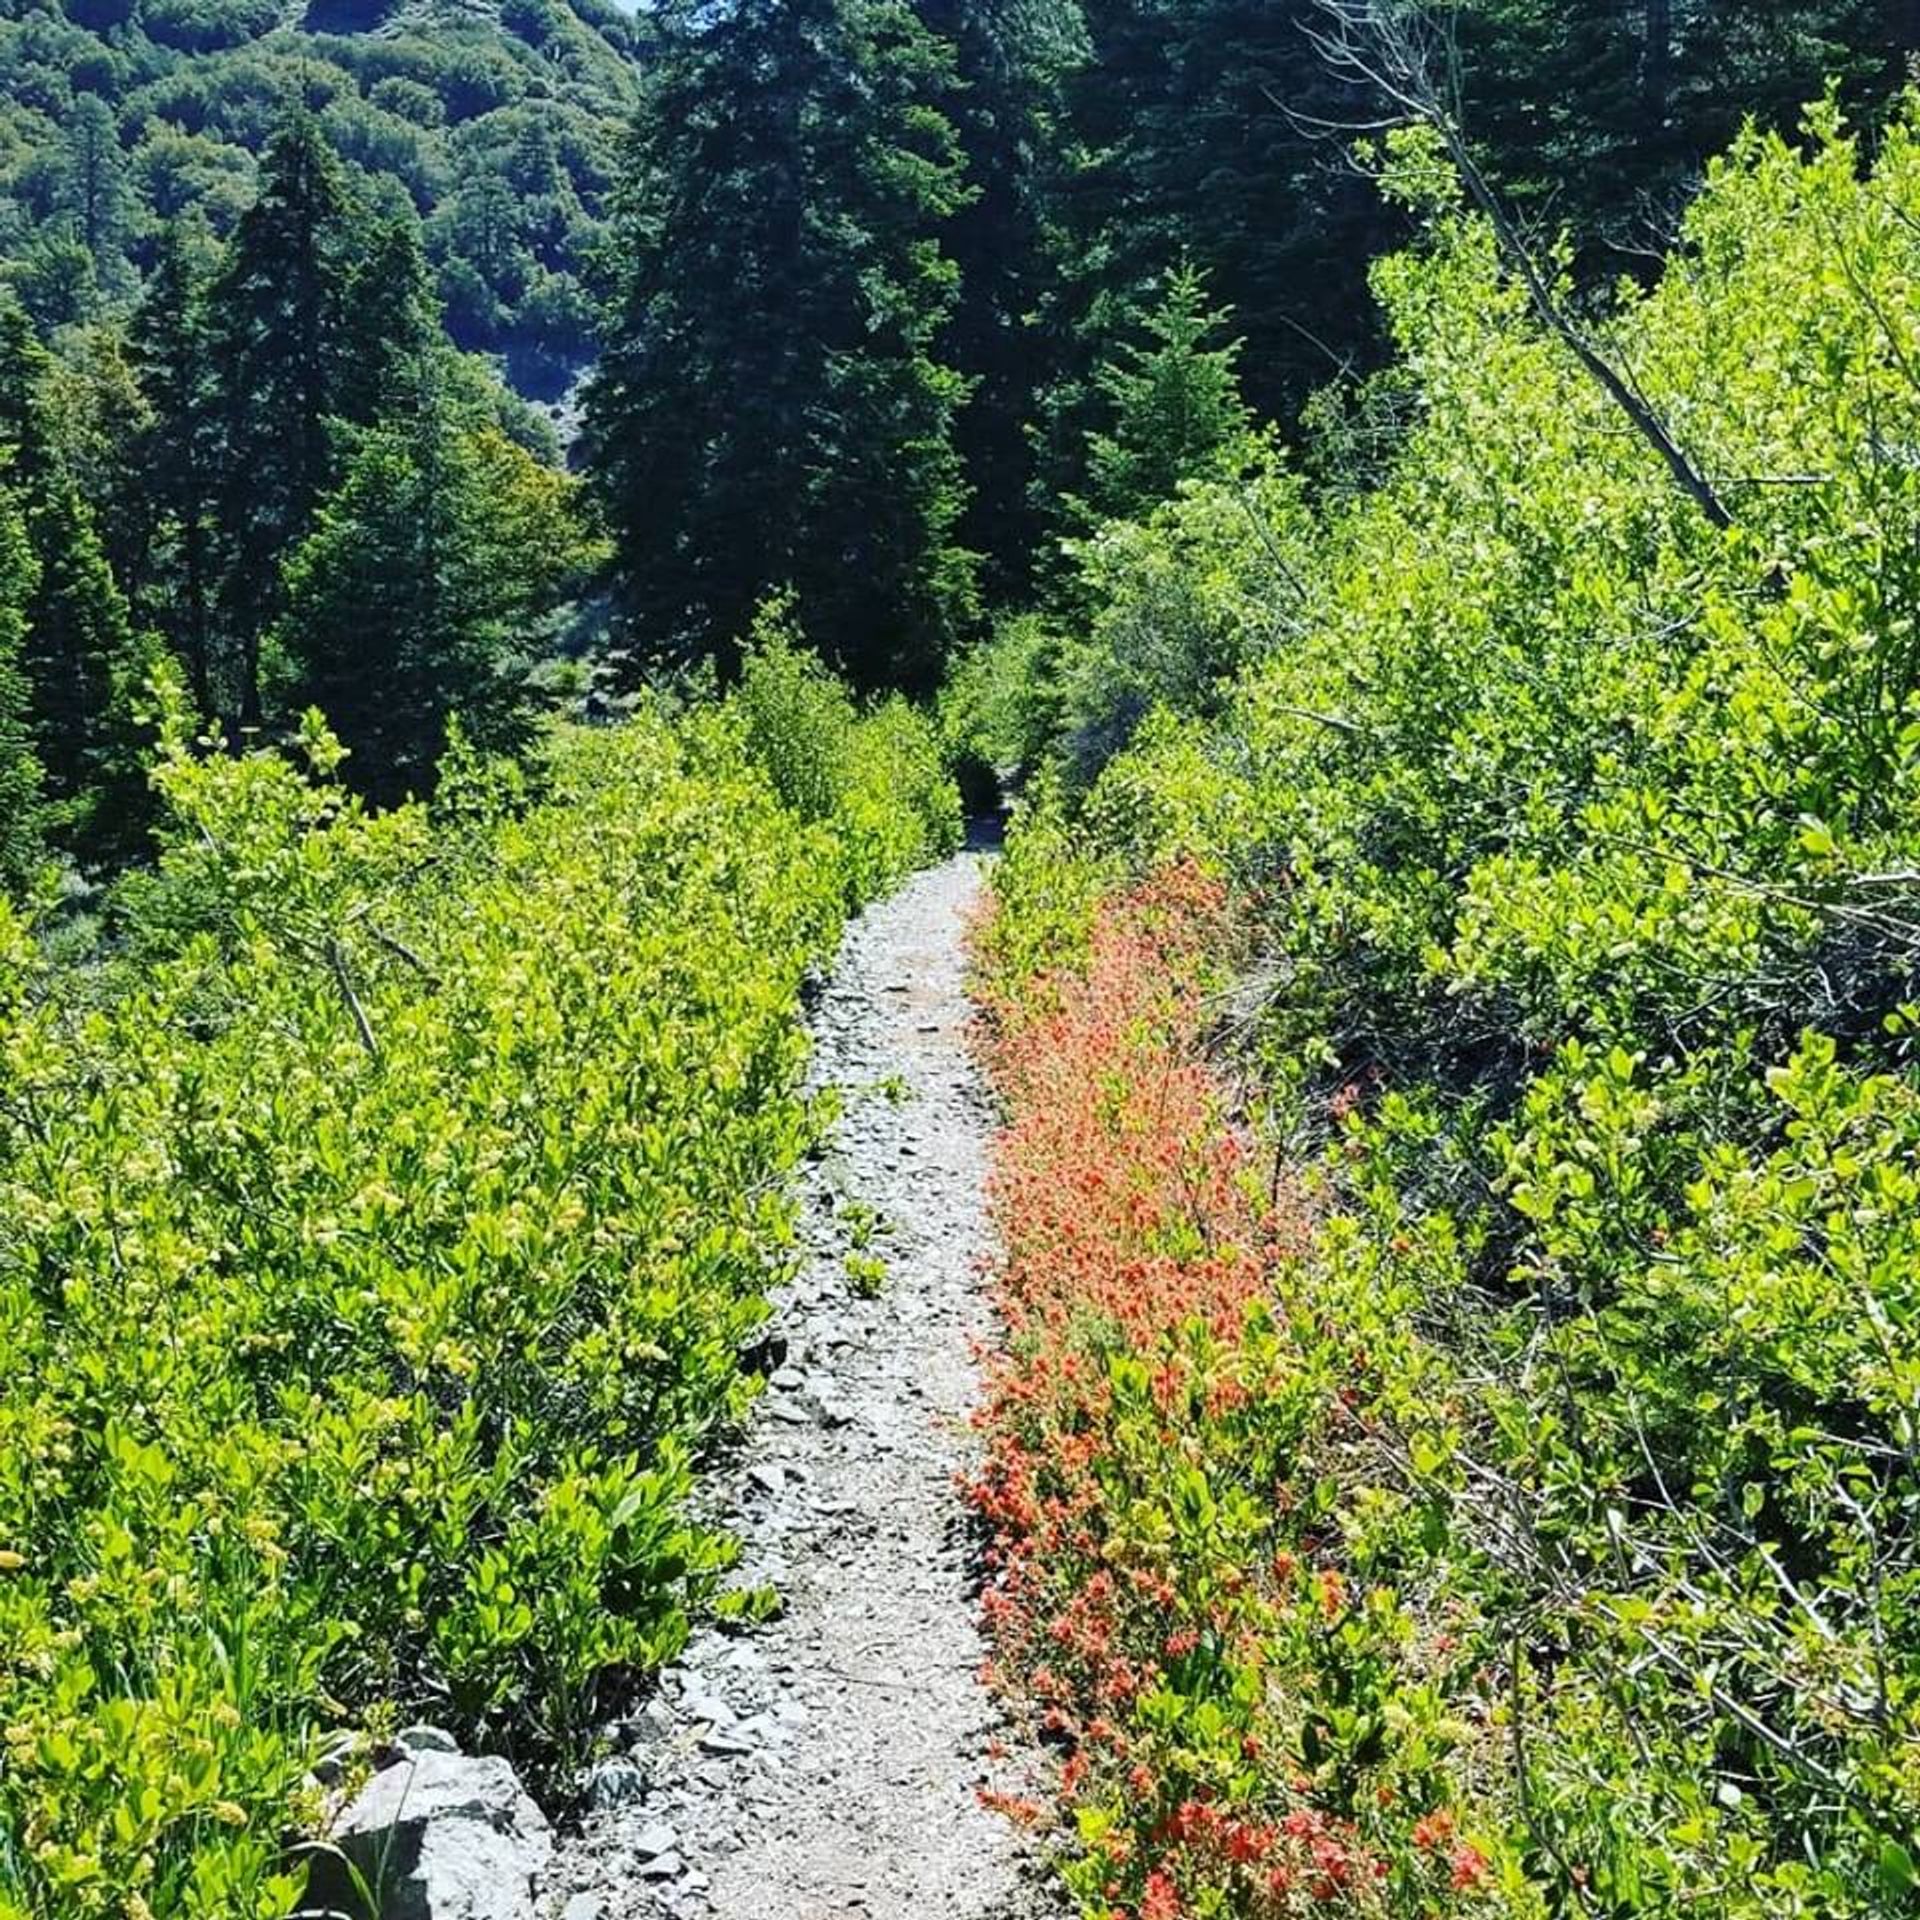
[0,666,956,1919]
[732,600,963,902]
[977,101,1920,1919]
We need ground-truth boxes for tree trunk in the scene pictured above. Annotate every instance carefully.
[184,502,210,718]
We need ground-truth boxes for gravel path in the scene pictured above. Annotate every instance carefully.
[547,845,1055,1920]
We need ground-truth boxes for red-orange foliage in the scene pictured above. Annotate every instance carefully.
[967,865,1498,1919]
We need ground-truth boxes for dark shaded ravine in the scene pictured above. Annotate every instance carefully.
[546,845,1057,1920]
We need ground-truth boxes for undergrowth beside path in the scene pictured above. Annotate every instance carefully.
[0,641,958,1920]
[960,105,1920,1920]
[969,868,1507,1919]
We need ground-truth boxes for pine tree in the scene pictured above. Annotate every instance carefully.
[0,499,42,897]
[18,487,154,862]
[585,0,976,691]
[277,357,591,802]
[57,96,132,291]
[333,213,442,434]
[0,294,153,866]
[1453,0,1912,258]
[37,322,151,585]
[1080,263,1253,522]
[1049,0,1399,440]
[915,0,1080,594]
[129,221,222,715]
[209,111,360,727]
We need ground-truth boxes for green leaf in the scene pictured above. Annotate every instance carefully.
[1880,1840,1916,1896]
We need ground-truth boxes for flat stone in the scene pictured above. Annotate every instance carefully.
[301,1750,551,1920]
[678,1684,735,1727]
[633,1820,679,1860]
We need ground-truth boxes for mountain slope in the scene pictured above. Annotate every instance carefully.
[0,0,643,393]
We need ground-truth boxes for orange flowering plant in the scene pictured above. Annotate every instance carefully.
[968,860,1524,1919]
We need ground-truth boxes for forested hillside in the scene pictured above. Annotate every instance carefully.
[0,0,640,385]
[10,1,1920,1917]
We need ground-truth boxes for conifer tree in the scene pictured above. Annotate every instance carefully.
[1080,264,1254,523]
[209,111,359,726]
[129,221,221,715]
[277,355,591,802]
[1050,0,1397,436]
[1453,0,1912,258]
[335,214,442,428]
[915,0,1080,592]
[0,500,42,897]
[57,96,132,291]
[38,323,151,587]
[0,294,153,865]
[586,0,975,690]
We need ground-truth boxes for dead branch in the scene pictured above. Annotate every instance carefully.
[1305,0,1737,534]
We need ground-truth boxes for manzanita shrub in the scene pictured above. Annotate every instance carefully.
[0,665,957,1919]
[970,102,1920,1920]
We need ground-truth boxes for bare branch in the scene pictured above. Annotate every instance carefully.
[323,936,380,1063]
[1307,0,1737,535]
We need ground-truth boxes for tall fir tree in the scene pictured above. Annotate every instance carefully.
[0,294,153,866]
[129,220,222,716]
[57,96,132,292]
[915,0,1081,594]
[1045,0,1400,451]
[0,497,42,898]
[334,214,442,429]
[585,0,976,690]
[208,111,360,728]
[277,356,592,803]
[38,323,152,595]
[1453,0,1914,258]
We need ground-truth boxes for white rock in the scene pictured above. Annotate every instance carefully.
[300,1749,552,1920]
[396,1725,461,1756]
[632,1820,679,1860]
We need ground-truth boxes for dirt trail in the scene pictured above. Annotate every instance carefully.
[547,843,1055,1920]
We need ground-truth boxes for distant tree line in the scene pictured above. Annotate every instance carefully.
[0,0,639,382]
[0,111,591,892]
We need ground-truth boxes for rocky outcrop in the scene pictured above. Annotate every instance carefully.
[299,1743,552,1920]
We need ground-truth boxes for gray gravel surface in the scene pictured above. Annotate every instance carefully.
[546,848,1057,1920]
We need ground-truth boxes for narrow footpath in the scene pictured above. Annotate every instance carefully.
[547,842,1055,1920]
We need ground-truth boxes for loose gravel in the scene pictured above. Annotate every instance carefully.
[546,845,1057,1920]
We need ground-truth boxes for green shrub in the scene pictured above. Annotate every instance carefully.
[939,611,1067,782]
[0,663,954,1919]
[979,102,1920,1918]
[732,596,962,902]
[974,449,1316,792]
